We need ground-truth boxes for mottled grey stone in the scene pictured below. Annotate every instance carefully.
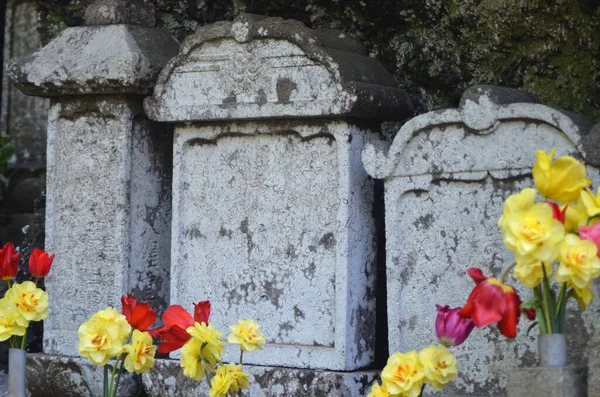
[144,13,412,122]
[169,120,377,370]
[7,4,179,357]
[145,14,410,371]
[26,354,143,397]
[7,24,179,96]
[507,365,588,397]
[143,358,378,397]
[1,0,48,169]
[43,96,172,356]
[362,85,600,396]
[83,0,155,27]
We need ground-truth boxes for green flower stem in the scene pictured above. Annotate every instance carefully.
[533,287,548,334]
[500,262,517,283]
[539,282,553,334]
[108,354,122,397]
[112,354,127,397]
[20,331,27,350]
[199,344,214,386]
[555,283,567,333]
[5,280,11,289]
[104,365,109,397]
[238,349,244,397]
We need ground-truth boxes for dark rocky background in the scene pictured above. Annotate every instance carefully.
[35,0,600,124]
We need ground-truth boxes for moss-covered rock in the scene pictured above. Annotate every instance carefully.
[36,0,600,122]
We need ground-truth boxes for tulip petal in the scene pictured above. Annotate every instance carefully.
[162,305,194,329]
[498,291,522,338]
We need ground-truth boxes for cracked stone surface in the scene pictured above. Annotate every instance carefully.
[362,85,600,396]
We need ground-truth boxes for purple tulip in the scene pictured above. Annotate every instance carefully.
[436,304,475,347]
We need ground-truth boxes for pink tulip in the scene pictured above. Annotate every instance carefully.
[579,223,600,257]
[436,304,475,347]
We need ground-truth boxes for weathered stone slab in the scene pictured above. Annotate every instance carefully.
[8,3,179,356]
[43,97,172,356]
[168,121,376,370]
[362,85,600,395]
[145,14,412,371]
[507,365,588,397]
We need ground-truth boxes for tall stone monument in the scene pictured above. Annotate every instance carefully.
[362,85,600,396]
[7,0,178,394]
[143,13,411,395]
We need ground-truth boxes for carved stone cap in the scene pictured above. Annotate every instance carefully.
[84,0,156,27]
[144,14,412,122]
[362,85,600,180]
[7,25,179,96]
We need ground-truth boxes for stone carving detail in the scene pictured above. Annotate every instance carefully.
[219,48,267,96]
[144,13,412,122]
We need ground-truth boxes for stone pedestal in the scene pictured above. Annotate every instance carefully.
[145,14,412,372]
[507,365,588,397]
[7,0,178,357]
[362,85,600,396]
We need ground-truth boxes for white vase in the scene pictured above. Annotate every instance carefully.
[538,333,567,367]
[8,348,26,397]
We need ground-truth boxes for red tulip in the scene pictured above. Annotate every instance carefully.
[121,294,157,331]
[0,242,21,280]
[151,301,211,354]
[545,201,567,224]
[193,300,210,325]
[28,248,55,278]
[459,268,522,338]
[579,223,600,258]
[435,304,475,347]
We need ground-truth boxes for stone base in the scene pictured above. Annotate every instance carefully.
[144,359,378,396]
[27,354,144,397]
[506,365,588,397]
[25,354,378,396]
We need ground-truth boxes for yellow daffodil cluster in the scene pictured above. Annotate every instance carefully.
[368,345,458,397]
[78,307,156,372]
[178,317,265,397]
[0,281,48,343]
[498,148,600,308]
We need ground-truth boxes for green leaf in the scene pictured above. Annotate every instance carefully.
[520,296,540,309]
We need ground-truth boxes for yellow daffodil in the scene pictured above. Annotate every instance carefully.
[555,234,600,289]
[571,283,594,309]
[419,345,458,390]
[367,382,391,397]
[381,351,424,397]
[180,322,226,380]
[513,259,553,288]
[227,319,266,352]
[498,188,537,230]
[532,147,590,203]
[209,364,235,397]
[501,202,565,263]
[209,363,249,397]
[580,187,600,219]
[123,329,156,374]
[564,200,589,232]
[0,297,27,341]
[78,315,125,366]
[4,281,48,323]
[224,363,250,392]
[92,307,131,343]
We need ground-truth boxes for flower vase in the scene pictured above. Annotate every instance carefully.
[507,333,587,397]
[538,333,568,367]
[8,348,26,397]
